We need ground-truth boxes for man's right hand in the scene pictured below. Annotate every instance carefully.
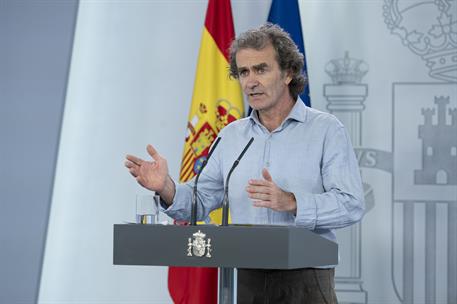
[124,144,175,205]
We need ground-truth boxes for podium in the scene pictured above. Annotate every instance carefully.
[113,224,338,303]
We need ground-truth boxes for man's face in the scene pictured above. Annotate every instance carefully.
[235,44,292,113]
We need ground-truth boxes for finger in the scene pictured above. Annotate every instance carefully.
[126,154,143,166]
[136,175,144,187]
[124,160,137,168]
[246,185,270,194]
[252,200,271,208]
[247,192,270,201]
[129,168,138,178]
[127,163,138,175]
[262,168,273,182]
[248,179,270,186]
[146,144,161,160]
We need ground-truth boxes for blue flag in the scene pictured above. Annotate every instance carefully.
[268,0,310,107]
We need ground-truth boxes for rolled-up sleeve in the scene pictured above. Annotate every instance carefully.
[161,145,225,222]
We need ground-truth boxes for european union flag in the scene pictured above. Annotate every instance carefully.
[268,0,311,107]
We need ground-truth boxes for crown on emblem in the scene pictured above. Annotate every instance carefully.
[193,230,206,239]
[325,51,369,85]
[383,0,457,82]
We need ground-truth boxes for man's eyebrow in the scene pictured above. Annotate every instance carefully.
[237,62,269,71]
[253,63,268,69]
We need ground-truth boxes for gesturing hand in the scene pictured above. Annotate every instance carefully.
[124,145,169,193]
[246,168,297,213]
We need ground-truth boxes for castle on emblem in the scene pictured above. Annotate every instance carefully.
[415,96,457,185]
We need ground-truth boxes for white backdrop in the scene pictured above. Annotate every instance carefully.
[39,1,457,304]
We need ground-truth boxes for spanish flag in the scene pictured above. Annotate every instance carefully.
[168,0,244,303]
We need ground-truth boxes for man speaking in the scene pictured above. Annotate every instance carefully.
[125,24,365,304]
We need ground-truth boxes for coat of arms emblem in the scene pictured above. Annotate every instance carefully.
[187,230,212,258]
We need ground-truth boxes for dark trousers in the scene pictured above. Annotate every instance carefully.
[237,268,337,304]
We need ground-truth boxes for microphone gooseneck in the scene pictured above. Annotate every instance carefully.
[221,137,254,226]
[190,137,221,226]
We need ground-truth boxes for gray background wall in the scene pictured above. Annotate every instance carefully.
[0,1,78,303]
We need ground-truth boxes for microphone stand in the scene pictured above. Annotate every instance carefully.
[221,137,254,226]
[190,137,221,226]
[219,137,254,304]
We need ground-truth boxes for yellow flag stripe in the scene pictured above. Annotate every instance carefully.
[188,28,243,120]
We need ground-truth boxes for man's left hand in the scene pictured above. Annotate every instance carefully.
[246,168,297,213]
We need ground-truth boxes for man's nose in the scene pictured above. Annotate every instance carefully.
[245,73,259,89]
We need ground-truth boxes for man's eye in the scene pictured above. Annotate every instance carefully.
[239,70,248,77]
[257,68,265,74]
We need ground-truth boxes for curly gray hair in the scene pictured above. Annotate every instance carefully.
[229,23,307,101]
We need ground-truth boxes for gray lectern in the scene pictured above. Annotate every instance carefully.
[113,224,338,303]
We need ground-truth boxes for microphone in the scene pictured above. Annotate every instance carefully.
[221,137,254,226]
[190,137,222,226]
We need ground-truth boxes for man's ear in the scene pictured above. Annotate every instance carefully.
[283,71,292,85]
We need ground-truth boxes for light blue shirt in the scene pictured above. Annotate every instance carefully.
[163,100,365,243]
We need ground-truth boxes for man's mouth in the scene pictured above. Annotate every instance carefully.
[249,92,263,97]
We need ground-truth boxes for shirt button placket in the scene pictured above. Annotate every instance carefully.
[265,134,272,224]
[265,134,272,169]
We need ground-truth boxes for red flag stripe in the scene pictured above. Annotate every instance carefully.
[204,0,236,61]
[180,160,196,181]
[182,154,195,172]
[183,147,193,159]
[179,149,193,170]
[181,154,193,171]
[182,169,194,183]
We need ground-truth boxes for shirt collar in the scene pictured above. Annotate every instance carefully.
[249,97,308,128]
[286,97,308,123]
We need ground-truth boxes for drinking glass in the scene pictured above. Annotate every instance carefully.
[136,194,160,224]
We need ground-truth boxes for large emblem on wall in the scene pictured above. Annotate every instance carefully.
[383,1,457,303]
